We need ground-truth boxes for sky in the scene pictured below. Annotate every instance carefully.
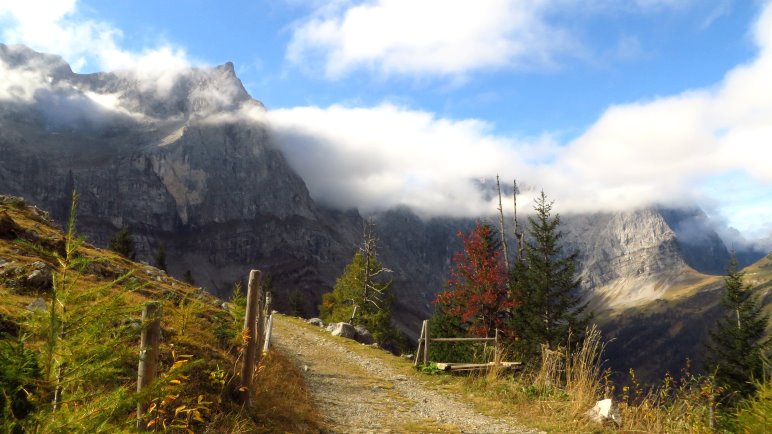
[0,0,770,246]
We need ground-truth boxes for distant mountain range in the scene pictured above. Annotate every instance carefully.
[1,44,768,382]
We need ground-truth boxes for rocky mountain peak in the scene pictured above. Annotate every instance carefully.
[0,43,74,80]
[0,44,256,122]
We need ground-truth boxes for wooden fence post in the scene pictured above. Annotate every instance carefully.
[414,320,426,367]
[494,328,499,365]
[238,270,262,406]
[137,301,161,430]
[423,320,430,364]
[262,313,273,353]
[263,292,272,330]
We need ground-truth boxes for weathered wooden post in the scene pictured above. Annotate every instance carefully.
[137,301,161,430]
[494,328,500,365]
[238,270,262,406]
[262,313,273,353]
[423,320,430,364]
[414,320,426,367]
[263,292,272,329]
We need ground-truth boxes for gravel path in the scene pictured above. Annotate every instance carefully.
[272,316,541,434]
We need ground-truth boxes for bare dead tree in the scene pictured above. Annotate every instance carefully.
[513,179,525,261]
[496,175,510,272]
[350,219,392,323]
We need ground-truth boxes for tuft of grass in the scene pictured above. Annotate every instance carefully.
[250,351,325,433]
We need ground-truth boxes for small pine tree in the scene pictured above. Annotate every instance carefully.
[510,191,588,361]
[289,288,305,317]
[28,191,139,430]
[319,222,399,347]
[183,270,195,286]
[154,245,167,271]
[108,226,135,260]
[705,255,770,406]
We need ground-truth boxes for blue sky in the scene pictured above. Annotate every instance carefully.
[79,0,759,137]
[0,0,770,245]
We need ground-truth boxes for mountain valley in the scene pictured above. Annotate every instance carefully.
[1,44,769,383]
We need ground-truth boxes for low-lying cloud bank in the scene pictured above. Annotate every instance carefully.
[264,3,772,248]
[0,1,769,248]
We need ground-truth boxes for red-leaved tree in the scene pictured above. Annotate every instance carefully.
[434,223,514,337]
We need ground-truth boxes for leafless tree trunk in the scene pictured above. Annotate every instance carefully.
[496,175,510,272]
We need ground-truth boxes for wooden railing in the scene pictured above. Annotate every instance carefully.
[413,320,520,372]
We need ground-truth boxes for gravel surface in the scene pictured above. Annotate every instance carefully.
[272,316,542,433]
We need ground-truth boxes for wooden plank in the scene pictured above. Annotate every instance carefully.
[434,361,522,372]
[429,337,496,342]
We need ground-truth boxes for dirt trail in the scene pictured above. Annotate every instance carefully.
[271,316,541,434]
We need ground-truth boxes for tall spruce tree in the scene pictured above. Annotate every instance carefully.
[705,255,770,406]
[511,191,588,360]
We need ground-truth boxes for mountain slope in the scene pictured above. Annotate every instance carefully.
[0,44,362,310]
[599,253,771,383]
[0,195,322,432]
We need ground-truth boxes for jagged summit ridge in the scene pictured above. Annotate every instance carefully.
[0,43,259,121]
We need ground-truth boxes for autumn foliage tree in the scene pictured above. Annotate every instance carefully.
[434,223,514,338]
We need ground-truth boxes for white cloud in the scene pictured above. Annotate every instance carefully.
[262,103,536,217]
[286,0,697,79]
[0,0,193,74]
[267,1,772,233]
[287,0,574,78]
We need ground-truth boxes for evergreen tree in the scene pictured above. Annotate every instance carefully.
[319,222,397,345]
[511,191,588,360]
[705,255,770,406]
[154,244,167,271]
[183,270,195,286]
[289,288,305,317]
[108,226,135,260]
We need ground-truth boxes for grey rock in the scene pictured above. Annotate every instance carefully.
[354,325,374,344]
[329,322,356,339]
[26,297,47,311]
[308,318,324,327]
[26,268,52,290]
[585,398,621,426]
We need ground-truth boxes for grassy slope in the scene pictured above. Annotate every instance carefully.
[0,196,322,433]
[599,254,772,384]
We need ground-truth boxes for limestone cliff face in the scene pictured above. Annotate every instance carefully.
[0,44,361,307]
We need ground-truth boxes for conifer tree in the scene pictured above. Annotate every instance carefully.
[319,222,396,345]
[705,255,770,406]
[289,288,305,317]
[154,244,167,271]
[511,191,588,360]
[108,226,135,259]
[29,192,139,430]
